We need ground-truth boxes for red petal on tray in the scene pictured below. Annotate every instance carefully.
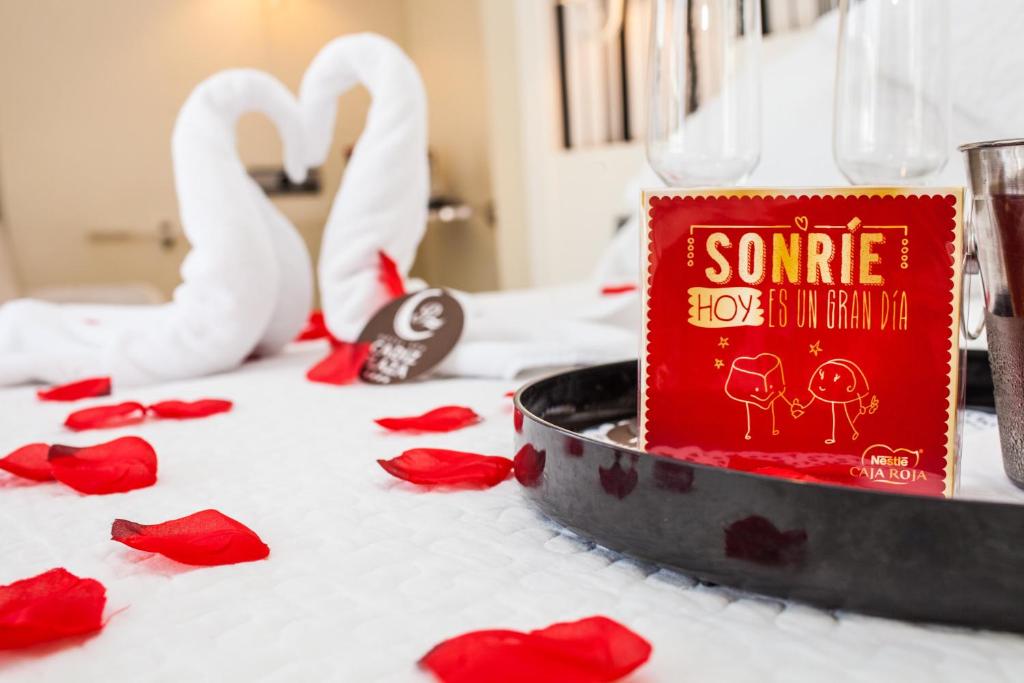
[307,341,372,385]
[36,377,112,402]
[374,406,481,433]
[747,465,830,484]
[600,283,638,296]
[0,568,106,650]
[111,509,269,566]
[728,455,837,485]
[148,399,233,420]
[64,401,147,431]
[48,436,157,495]
[378,448,512,487]
[295,310,329,342]
[0,443,54,482]
[420,615,652,683]
[379,250,407,299]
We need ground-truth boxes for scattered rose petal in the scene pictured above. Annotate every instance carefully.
[297,310,344,347]
[111,509,269,566]
[48,436,157,495]
[420,615,651,683]
[64,401,146,431]
[0,568,106,650]
[295,310,329,342]
[0,444,54,482]
[378,448,512,487]
[600,283,638,296]
[37,377,112,402]
[513,444,545,487]
[148,399,233,420]
[307,341,372,385]
[374,406,481,433]
[505,391,515,398]
[379,250,407,299]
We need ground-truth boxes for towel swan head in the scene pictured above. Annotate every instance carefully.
[173,68,309,186]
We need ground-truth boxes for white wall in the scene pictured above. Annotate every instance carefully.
[402,0,498,291]
[0,222,17,301]
[482,0,646,288]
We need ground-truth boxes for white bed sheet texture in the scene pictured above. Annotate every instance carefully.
[1,343,1023,682]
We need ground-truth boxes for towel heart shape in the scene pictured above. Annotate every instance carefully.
[0,32,428,388]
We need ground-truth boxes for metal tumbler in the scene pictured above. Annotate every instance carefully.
[962,138,1024,489]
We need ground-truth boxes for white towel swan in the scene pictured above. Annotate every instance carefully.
[0,69,312,386]
[299,33,429,342]
[297,34,636,379]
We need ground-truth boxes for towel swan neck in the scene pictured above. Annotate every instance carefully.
[299,33,430,342]
[171,70,314,358]
[156,68,314,375]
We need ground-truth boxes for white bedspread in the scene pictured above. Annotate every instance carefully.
[1,344,1023,682]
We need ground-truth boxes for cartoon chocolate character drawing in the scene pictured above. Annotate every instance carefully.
[725,353,799,440]
[792,358,879,444]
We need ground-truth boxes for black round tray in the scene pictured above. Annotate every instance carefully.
[514,360,1024,633]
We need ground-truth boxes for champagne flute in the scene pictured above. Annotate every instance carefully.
[833,0,951,185]
[646,0,762,186]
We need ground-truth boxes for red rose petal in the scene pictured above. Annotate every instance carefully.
[379,250,407,299]
[728,455,838,485]
[378,448,512,487]
[295,310,329,342]
[600,283,638,296]
[420,616,652,683]
[111,509,269,566]
[374,406,481,433]
[48,436,157,495]
[297,310,345,347]
[306,341,372,385]
[0,568,106,650]
[64,401,146,431]
[148,399,233,420]
[0,443,54,482]
[36,377,112,402]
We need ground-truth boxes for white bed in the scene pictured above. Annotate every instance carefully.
[1,343,1023,682]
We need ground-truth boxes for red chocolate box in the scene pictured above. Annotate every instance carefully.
[640,188,964,498]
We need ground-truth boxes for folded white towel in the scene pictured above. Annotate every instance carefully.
[433,283,639,380]
[299,33,429,342]
[0,69,312,386]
